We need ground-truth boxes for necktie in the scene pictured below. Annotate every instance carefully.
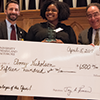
[94,30,99,45]
[10,25,16,40]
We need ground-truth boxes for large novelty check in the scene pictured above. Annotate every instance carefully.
[0,40,100,99]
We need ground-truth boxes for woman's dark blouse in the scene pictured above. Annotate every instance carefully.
[26,22,77,44]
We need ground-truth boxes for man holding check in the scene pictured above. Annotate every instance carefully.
[0,0,27,100]
[78,2,100,100]
[0,0,27,41]
[78,3,100,46]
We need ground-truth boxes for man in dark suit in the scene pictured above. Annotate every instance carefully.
[0,0,27,40]
[78,3,100,45]
[0,0,27,100]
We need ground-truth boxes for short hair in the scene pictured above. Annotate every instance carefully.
[40,0,70,21]
[86,3,100,12]
[5,0,19,10]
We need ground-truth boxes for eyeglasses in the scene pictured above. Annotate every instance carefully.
[87,12,100,19]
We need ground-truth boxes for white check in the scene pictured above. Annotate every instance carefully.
[0,40,100,99]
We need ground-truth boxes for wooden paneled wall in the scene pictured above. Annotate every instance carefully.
[0,7,90,42]
[17,96,87,100]
[0,7,89,100]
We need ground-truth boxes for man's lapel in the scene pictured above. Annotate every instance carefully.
[2,20,8,39]
[88,27,93,44]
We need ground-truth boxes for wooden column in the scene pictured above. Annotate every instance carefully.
[25,0,29,10]
[72,0,77,8]
[59,0,63,2]
[35,0,39,9]
[19,0,22,10]
[4,0,7,11]
[87,0,91,5]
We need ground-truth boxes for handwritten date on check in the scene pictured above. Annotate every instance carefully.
[0,40,100,99]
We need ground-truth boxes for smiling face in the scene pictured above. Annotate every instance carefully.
[45,4,59,26]
[86,6,100,29]
[5,3,20,23]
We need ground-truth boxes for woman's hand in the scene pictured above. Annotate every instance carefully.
[42,39,64,43]
[90,43,95,47]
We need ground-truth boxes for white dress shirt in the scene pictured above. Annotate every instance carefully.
[5,19,17,40]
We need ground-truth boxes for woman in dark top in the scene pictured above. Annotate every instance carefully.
[26,0,77,100]
[26,0,77,44]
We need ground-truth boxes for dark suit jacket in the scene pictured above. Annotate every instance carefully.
[78,27,93,44]
[0,20,27,40]
[0,20,27,100]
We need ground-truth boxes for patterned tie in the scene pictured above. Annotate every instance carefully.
[94,30,99,45]
[10,25,16,40]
